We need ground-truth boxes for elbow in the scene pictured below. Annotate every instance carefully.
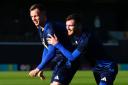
[68,57,75,61]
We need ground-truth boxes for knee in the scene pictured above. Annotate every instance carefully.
[50,81,61,85]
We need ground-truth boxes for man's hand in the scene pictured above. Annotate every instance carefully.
[29,68,39,77]
[47,34,58,45]
[37,71,46,80]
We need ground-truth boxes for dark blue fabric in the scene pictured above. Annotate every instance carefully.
[99,81,106,85]
[54,33,90,61]
[36,21,68,70]
[51,57,79,85]
[37,45,55,70]
[93,60,118,85]
[37,21,56,70]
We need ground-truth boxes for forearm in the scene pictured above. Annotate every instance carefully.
[55,43,80,61]
[37,45,55,70]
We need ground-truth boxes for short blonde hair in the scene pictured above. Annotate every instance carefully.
[29,3,46,14]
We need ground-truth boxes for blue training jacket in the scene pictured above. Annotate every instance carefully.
[36,20,56,70]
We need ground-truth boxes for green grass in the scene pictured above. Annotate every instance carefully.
[0,70,127,85]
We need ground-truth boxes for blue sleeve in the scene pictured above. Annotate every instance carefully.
[37,45,55,70]
[54,33,90,61]
[36,21,56,70]
[55,43,80,61]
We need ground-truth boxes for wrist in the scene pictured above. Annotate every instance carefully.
[53,41,59,46]
[54,42,61,48]
[35,68,40,72]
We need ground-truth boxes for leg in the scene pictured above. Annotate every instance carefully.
[100,63,118,85]
[51,62,79,85]
[98,62,118,85]
[50,81,62,85]
[93,71,109,85]
[93,60,118,85]
[93,71,101,85]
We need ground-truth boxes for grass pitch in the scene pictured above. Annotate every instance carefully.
[0,70,127,85]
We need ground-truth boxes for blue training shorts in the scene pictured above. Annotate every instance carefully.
[93,60,118,85]
[51,59,79,85]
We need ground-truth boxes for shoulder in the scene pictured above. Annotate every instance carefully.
[81,32,92,40]
[44,21,54,33]
[45,21,53,29]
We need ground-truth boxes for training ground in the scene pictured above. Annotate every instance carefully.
[0,70,127,85]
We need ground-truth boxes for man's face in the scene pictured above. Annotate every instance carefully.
[30,8,43,27]
[66,19,75,36]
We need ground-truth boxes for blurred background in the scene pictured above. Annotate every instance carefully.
[0,0,128,72]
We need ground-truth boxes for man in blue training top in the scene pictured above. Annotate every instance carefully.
[28,3,55,78]
[28,3,78,85]
[47,13,118,85]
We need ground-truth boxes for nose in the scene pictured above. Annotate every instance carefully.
[32,16,36,21]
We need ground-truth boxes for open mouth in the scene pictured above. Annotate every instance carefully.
[68,29,72,32]
[33,21,39,25]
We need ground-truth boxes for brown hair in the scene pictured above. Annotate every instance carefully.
[29,3,46,13]
[66,13,82,24]
[66,13,84,31]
